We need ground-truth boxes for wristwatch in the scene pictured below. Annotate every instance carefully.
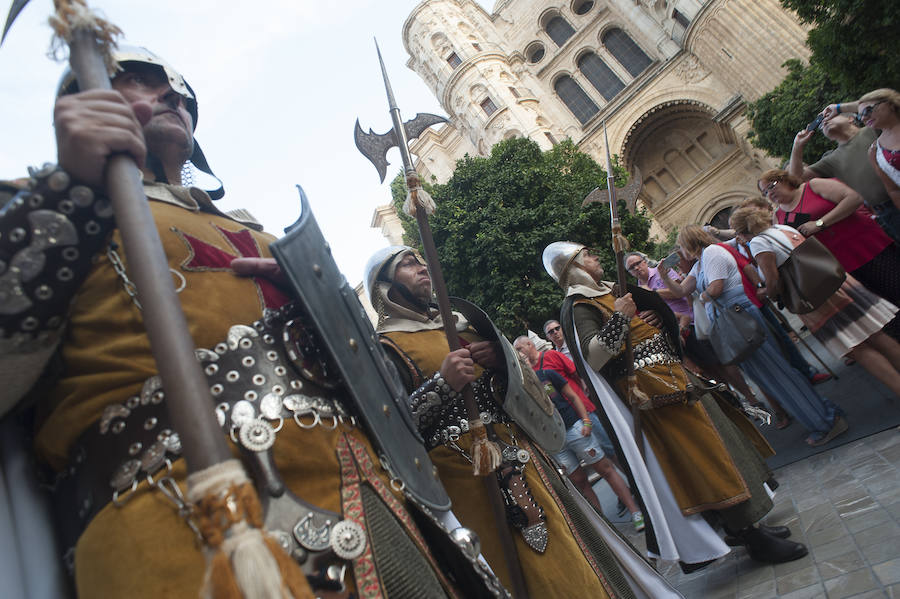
[815,219,825,228]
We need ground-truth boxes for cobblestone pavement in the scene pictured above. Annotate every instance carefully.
[600,428,900,598]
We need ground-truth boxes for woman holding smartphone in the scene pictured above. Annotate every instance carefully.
[658,225,847,447]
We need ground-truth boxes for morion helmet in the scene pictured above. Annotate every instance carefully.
[542,241,586,284]
[363,245,422,304]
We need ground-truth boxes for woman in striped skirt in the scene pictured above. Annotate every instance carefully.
[729,205,900,399]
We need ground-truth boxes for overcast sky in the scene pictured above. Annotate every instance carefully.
[0,0,494,286]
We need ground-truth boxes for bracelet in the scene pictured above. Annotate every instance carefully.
[582,418,592,427]
[836,103,841,114]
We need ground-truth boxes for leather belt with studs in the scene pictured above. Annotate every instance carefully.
[50,303,365,590]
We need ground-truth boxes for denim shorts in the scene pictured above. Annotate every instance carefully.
[554,412,607,474]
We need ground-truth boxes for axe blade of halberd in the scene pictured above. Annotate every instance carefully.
[354,112,447,183]
[582,165,643,212]
[2,0,30,44]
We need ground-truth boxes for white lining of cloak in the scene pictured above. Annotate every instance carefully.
[569,312,731,564]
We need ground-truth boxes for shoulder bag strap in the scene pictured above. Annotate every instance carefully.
[757,232,794,253]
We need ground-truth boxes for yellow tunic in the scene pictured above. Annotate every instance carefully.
[574,295,751,515]
[383,329,616,599]
[35,195,456,598]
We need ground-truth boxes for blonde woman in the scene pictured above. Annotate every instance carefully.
[658,226,847,447]
[820,89,900,239]
[729,205,900,397]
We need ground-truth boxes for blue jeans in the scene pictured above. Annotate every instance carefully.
[714,287,842,441]
[760,304,816,379]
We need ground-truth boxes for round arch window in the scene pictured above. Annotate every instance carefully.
[707,207,734,230]
[573,0,594,15]
[526,42,545,64]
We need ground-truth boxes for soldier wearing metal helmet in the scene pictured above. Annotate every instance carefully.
[0,47,508,598]
[542,241,808,571]
[365,245,674,599]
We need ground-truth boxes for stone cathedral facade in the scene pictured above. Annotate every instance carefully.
[376,0,809,236]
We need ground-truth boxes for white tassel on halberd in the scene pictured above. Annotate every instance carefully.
[403,184,436,217]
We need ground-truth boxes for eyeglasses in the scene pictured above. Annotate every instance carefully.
[546,325,562,334]
[761,180,777,198]
[625,259,645,272]
[859,101,884,119]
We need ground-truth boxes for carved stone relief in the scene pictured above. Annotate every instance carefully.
[672,54,710,84]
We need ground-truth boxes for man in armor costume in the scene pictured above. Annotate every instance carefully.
[542,241,809,570]
[366,245,661,599]
[0,46,507,598]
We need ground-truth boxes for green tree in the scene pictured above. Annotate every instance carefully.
[745,60,848,162]
[783,0,899,94]
[391,138,658,338]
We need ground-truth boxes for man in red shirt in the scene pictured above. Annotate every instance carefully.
[520,335,615,458]
[514,336,640,528]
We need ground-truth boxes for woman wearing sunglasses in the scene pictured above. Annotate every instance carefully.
[821,90,900,227]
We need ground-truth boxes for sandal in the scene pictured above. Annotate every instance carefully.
[806,416,848,447]
[775,416,791,430]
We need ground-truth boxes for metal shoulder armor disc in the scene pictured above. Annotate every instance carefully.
[270,186,450,510]
[449,297,566,453]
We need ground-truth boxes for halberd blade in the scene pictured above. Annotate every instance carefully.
[1,0,30,45]
[353,119,394,183]
[403,112,447,141]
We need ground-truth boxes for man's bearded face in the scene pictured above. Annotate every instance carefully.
[392,252,432,304]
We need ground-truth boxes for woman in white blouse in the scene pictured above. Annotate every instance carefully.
[729,204,900,398]
[659,225,847,448]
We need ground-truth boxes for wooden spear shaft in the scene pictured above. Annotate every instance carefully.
[68,29,231,471]
[408,175,529,599]
[602,123,644,459]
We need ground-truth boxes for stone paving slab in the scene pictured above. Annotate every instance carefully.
[595,427,900,598]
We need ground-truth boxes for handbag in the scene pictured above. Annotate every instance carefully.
[708,297,766,365]
[692,293,712,340]
[759,231,846,314]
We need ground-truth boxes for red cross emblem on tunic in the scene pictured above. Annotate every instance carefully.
[177,224,290,309]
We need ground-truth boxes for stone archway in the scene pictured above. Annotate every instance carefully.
[620,100,758,229]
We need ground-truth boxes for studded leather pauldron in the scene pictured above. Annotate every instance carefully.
[0,165,114,353]
[595,310,629,356]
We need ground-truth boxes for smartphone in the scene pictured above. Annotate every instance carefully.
[661,252,680,270]
[807,113,825,132]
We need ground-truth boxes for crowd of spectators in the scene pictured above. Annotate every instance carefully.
[526,89,900,473]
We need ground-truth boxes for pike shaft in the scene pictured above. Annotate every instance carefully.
[69,29,230,471]
[602,122,643,459]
